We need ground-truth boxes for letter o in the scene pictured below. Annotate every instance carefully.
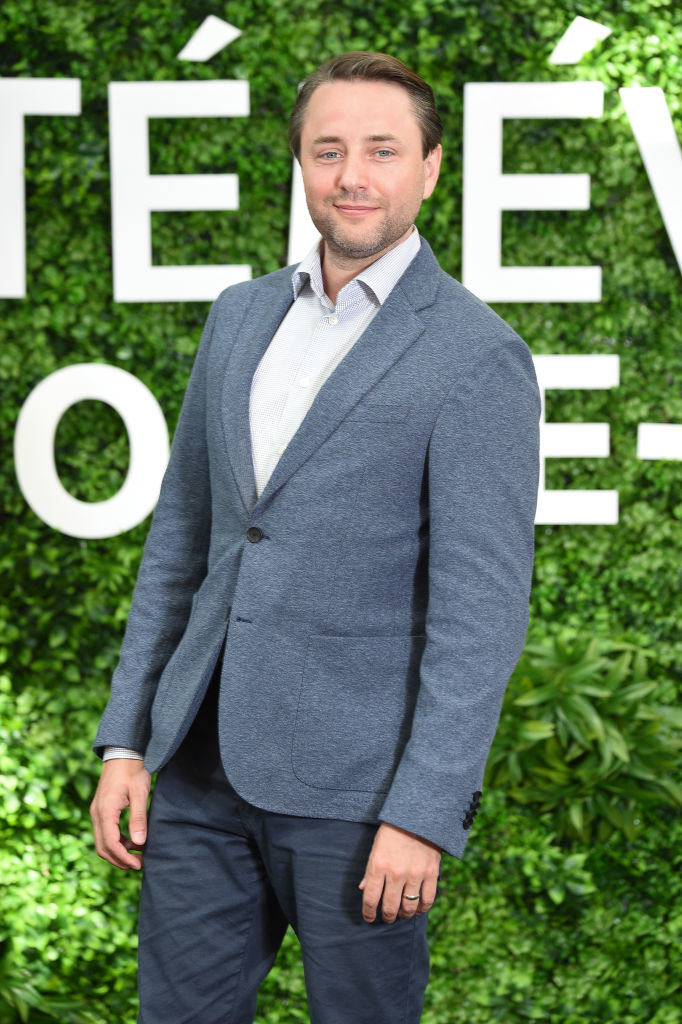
[14,363,170,539]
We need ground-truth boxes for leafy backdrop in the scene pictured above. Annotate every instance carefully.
[1,0,681,1020]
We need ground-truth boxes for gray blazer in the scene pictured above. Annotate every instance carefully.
[94,239,540,857]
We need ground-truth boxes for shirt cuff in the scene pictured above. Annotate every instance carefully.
[102,746,144,762]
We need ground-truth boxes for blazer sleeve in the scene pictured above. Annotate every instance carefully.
[93,301,220,756]
[378,329,540,857]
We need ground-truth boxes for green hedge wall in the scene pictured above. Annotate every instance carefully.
[1,0,681,1020]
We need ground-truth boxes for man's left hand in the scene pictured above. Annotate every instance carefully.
[359,822,441,924]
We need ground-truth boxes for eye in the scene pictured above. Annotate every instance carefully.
[375,149,394,158]
[318,150,342,160]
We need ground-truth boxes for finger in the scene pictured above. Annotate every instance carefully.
[121,835,146,852]
[108,831,144,869]
[397,873,423,918]
[128,784,149,848]
[95,812,142,870]
[418,873,438,914]
[359,874,385,923]
[380,876,404,923]
[91,807,143,871]
[90,789,145,871]
[398,903,417,919]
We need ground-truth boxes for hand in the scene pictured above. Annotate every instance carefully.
[358,822,441,924]
[90,759,152,871]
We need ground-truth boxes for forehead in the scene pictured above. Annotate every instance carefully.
[301,79,419,143]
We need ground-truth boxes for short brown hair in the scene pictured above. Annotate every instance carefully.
[289,51,443,160]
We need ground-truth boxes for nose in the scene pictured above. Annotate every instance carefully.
[338,150,367,193]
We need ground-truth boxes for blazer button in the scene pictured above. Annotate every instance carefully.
[246,526,263,543]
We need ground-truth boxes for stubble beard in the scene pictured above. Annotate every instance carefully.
[309,197,416,266]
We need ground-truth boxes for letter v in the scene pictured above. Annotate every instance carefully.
[620,87,682,275]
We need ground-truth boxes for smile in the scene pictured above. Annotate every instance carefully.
[334,204,379,216]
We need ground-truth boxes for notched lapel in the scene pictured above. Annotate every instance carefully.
[221,279,294,513]
[255,284,427,511]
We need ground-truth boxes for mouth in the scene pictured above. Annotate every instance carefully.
[333,203,380,217]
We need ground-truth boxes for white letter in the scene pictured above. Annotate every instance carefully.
[620,87,682,277]
[549,17,612,65]
[637,424,682,461]
[177,15,241,61]
[463,82,603,302]
[534,355,619,525]
[0,78,81,298]
[14,364,169,539]
[287,157,319,265]
[109,81,250,302]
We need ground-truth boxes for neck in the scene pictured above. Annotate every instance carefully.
[321,250,379,305]
[320,227,414,305]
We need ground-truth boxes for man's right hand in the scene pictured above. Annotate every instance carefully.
[90,759,152,870]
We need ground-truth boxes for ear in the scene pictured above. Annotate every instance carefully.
[422,144,442,200]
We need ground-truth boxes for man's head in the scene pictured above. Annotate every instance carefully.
[289,51,442,161]
[291,52,443,268]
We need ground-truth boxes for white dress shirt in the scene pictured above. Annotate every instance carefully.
[103,227,421,762]
[249,228,421,496]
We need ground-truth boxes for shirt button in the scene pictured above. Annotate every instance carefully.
[278,444,286,455]
[246,526,263,543]
[328,314,339,325]
[298,376,310,388]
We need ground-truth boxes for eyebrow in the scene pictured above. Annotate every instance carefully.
[310,133,402,146]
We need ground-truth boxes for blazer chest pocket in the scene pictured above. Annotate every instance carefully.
[292,633,425,794]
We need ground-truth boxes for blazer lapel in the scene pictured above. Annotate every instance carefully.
[254,241,441,511]
[221,273,294,513]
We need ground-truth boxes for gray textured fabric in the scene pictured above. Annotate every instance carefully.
[94,238,540,858]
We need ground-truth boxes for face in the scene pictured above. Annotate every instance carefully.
[298,79,441,267]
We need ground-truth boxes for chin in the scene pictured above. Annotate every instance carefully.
[325,224,400,259]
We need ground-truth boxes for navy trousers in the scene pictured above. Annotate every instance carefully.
[138,671,430,1024]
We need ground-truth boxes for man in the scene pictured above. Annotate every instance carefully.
[91,51,540,1023]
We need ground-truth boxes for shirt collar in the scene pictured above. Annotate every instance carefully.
[292,227,421,306]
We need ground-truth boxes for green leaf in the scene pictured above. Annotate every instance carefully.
[565,694,606,744]
[603,651,633,688]
[556,705,592,750]
[631,650,649,684]
[603,723,631,764]
[517,720,556,742]
[610,681,658,705]
[654,705,682,729]
[513,683,558,707]
[568,801,584,834]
